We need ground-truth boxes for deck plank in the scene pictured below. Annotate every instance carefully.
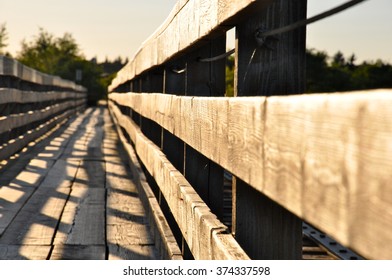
[0,187,70,245]
[0,245,51,260]
[1,106,163,259]
[50,245,106,260]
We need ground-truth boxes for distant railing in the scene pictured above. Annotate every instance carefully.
[0,55,87,162]
[108,0,391,260]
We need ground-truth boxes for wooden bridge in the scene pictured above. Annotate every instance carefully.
[1,0,391,260]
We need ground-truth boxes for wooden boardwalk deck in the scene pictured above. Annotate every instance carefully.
[0,106,159,260]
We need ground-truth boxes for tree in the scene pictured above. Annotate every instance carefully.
[0,23,8,54]
[17,28,108,104]
[306,49,392,93]
[18,28,80,75]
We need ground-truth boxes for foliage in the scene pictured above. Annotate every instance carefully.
[17,28,126,105]
[306,49,392,93]
[0,23,8,54]
[225,49,392,95]
[225,55,235,97]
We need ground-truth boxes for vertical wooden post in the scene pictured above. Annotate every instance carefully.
[162,60,185,172]
[140,71,163,147]
[233,0,307,259]
[184,35,226,221]
[162,59,192,258]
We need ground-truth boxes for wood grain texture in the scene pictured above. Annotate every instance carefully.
[0,245,51,260]
[109,100,249,260]
[0,108,76,162]
[0,55,86,92]
[108,0,274,92]
[0,89,83,105]
[265,90,392,260]
[110,93,265,191]
[0,101,75,134]
[0,187,70,245]
[110,89,392,259]
[106,108,183,260]
[50,245,106,260]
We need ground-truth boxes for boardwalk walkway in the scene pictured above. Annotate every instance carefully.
[0,106,159,260]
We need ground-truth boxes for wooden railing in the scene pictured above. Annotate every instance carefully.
[0,55,87,162]
[108,0,391,260]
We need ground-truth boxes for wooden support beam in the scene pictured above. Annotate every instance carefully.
[232,0,307,259]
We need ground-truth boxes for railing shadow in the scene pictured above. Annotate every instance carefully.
[0,105,159,259]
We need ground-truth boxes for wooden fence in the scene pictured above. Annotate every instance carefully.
[108,0,391,260]
[0,55,87,162]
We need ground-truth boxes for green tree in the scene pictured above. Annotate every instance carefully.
[225,55,235,97]
[17,28,108,105]
[0,23,8,54]
[306,49,392,93]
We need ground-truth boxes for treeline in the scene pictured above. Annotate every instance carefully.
[0,25,127,105]
[2,24,391,100]
[306,49,392,93]
[225,49,392,96]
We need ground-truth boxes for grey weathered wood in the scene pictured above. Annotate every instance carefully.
[0,245,51,260]
[0,186,35,236]
[109,93,266,190]
[0,187,70,245]
[0,89,75,105]
[184,37,226,221]
[109,101,249,260]
[106,157,157,258]
[50,245,106,260]
[107,108,182,260]
[109,88,392,259]
[109,0,276,92]
[108,244,157,260]
[0,55,86,92]
[265,92,392,260]
[0,103,85,162]
[232,0,306,260]
[54,184,106,246]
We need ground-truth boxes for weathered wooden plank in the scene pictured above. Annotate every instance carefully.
[54,186,106,245]
[0,55,86,92]
[0,109,74,162]
[110,93,265,190]
[50,245,105,260]
[265,91,392,260]
[232,0,306,260]
[109,101,249,260]
[60,108,104,160]
[106,161,154,246]
[109,0,274,91]
[108,244,157,260]
[0,245,51,260]
[0,187,70,245]
[107,104,183,260]
[110,89,392,259]
[38,159,79,189]
[0,89,77,105]
[0,101,75,134]
[0,186,35,236]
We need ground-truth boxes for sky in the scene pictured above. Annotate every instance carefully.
[0,0,391,63]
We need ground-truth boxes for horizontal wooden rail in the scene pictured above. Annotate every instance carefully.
[0,56,87,162]
[0,109,78,161]
[108,0,390,261]
[109,100,249,260]
[109,0,274,92]
[0,55,85,92]
[0,101,83,134]
[0,89,85,105]
[109,89,392,260]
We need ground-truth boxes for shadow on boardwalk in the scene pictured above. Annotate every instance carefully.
[0,105,158,260]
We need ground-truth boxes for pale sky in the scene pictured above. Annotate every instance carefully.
[0,0,391,63]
